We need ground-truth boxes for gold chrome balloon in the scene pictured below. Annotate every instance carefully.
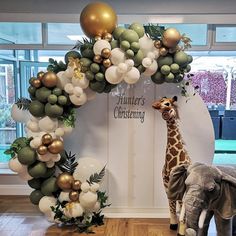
[32,79,41,88]
[72,180,81,191]
[162,28,181,48]
[48,139,64,154]
[103,58,112,68]
[69,190,79,202]
[103,32,113,42]
[154,40,162,49]
[80,2,117,38]
[42,72,58,88]
[37,71,45,80]
[159,47,168,56]
[101,48,111,59]
[56,173,74,191]
[95,35,102,41]
[93,55,103,64]
[42,133,53,146]
[37,145,48,155]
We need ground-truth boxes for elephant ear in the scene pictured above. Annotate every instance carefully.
[211,166,236,219]
[167,164,189,200]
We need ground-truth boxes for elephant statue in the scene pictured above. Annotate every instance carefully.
[167,162,236,236]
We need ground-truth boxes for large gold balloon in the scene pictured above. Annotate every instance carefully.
[162,28,182,48]
[56,173,74,191]
[42,72,58,88]
[48,139,64,154]
[80,2,117,38]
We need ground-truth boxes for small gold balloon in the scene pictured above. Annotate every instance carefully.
[95,35,102,41]
[103,58,112,68]
[48,139,64,154]
[42,133,53,146]
[80,2,117,38]
[103,32,113,42]
[154,40,162,49]
[162,28,181,48]
[42,72,58,88]
[101,48,111,59]
[37,145,48,155]
[72,180,81,191]
[69,190,79,202]
[159,47,168,56]
[37,71,45,80]
[32,79,41,88]
[56,173,74,191]
[93,55,103,64]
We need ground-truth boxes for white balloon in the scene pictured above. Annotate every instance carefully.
[93,40,111,55]
[55,127,65,137]
[139,35,154,57]
[63,126,73,135]
[110,48,126,65]
[105,66,123,84]
[64,67,74,79]
[38,116,58,133]
[117,63,128,74]
[46,160,55,168]
[57,71,71,89]
[73,157,103,183]
[11,104,30,123]
[90,183,100,193]
[63,202,84,218]
[153,48,160,59]
[58,191,70,203]
[124,67,140,84]
[142,57,152,68]
[30,115,39,122]
[32,137,42,148]
[18,169,33,181]
[147,52,156,60]
[26,121,39,132]
[73,87,83,97]
[8,157,26,173]
[30,139,37,149]
[143,60,158,76]
[37,153,52,162]
[51,154,61,162]
[72,75,89,89]
[79,191,98,209]
[39,196,57,214]
[69,93,87,106]
[125,59,135,71]
[81,182,90,193]
[64,83,74,94]
[84,87,96,101]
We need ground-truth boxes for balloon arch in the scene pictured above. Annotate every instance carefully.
[6,2,194,233]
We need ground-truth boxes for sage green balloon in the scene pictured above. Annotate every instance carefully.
[29,100,45,117]
[95,72,105,81]
[47,94,58,104]
[80,57,92,68]
[28,178,42,189]
[188,55,193,63]
[89,80,106,93]
[137,64,146,73]
[28,162,47,178]
[113,26,125,40]
[151,71,165,84]
[129,23,145,38]
[165,72,175,83]
[161,65,171,75]
[130,42,140,52]
[52,87,62,96]
[41,177,58,196]
[157,56,173,67]
[170,63,180,74]
[43,166,56,179]
[35,87,52,103]
[125,49,135,58]
[30,190,44,205]
[28,86,36,96]
[110,40,119,49]
[120,40,130,51]
[120,29,139,43]
[18,147,37,165]
[185,64,191,72]
[133,50,144,66]
[174,51,189,67]
[85,70,95,81]
[90,63,100,74]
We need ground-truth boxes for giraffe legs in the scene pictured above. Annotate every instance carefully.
[168,199,178,230]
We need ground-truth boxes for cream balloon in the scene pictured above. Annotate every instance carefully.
[143,60,158,76]
[105,66,123,84]
[142,57,152,68]
[72,75,89,89]
[11,104,30,123]
[8,157,26,173]
[69,93,87,106]
[110,48,126,65]
[46,160,55,168]
[38,116,58,133]
[39,196,57,214]
[58,191,70,203]
[124,67,140,84]
[93,40,111,55]
[90,183,100,193]
[26,120,39,132]
[79,191,98,209]
[56,71,71,89]
[64,67,74,78]
[139,35,154,56]
[18,169,33,181]
[73,157,103,183]
[64,83,74,94]
[55,127,65,137]
[63,202,84,218]
[117,63,128,74]
[81,182,90,193]
[73,87,83,97]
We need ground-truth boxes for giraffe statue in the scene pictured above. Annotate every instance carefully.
[152,96,191,236]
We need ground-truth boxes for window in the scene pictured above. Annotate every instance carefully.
[215,26,236,43]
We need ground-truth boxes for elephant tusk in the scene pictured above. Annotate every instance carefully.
[198,209,208,229]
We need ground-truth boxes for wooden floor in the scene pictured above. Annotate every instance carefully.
[0,196,216,236]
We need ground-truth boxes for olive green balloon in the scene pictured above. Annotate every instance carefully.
[29,100,45,117]
[13,137,28,148]
[45,103,63,118]
[28,178,42,189]
[161,65,171,75]
[157,56,173,67]
[125,49,135,58]
[80,58,92,68]
[64,50,81,64]
[133,50,144,66]
[120,40,130,51]
[129,23,145,38]
[81,48,94,59]
[35,87,52,103]
[174,51,189,67]
[89,80,106,93]
[137,64,146,73]
[188,55,193,63]
[47,94,58,104]
[185,64,191,72]
[53,87,62,96]
[43,167,56,179]
[85,71,95,81]
[90,63,100,74]
[28,86,36,96]
[58,95,68,106]
[95,72,105,81]
[28,162,47,178]
[110,40,119,49]
[41,177,58,196]
[170,63,180,74]
[130,42,140,52]
[120,29,139,43]
[30,190,44,205]
[175,74,184,83]
[18,147,37,165]
[151,71,165,84]
[113,26,125,40]
[165,72,175,82]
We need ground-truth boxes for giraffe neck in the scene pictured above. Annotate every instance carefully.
[165,119,191,171]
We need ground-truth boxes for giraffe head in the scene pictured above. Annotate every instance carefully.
[152,96,178,121]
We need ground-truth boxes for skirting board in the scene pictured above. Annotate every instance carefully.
[0,185,170,218]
